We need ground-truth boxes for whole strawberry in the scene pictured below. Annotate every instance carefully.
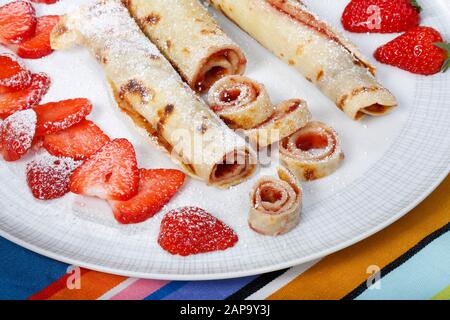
[374,26,449,75]
[342,0,421,33]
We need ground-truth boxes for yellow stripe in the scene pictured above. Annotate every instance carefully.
[432,285,450,300]
[268,176,450,300]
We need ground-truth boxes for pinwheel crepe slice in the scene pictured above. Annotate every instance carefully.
[249,166,302,236]
[207,75,274,129]
[280,121,344,181]
[246,99,312,148]
[50,0,257,188]
[125,0,246,92]
[208,0,397,120]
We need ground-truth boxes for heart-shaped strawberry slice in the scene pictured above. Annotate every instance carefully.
[158,206,238,256]
[109,169,185,224]
[69,138,139,201]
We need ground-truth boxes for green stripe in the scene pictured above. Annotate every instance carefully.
[431,285,450,300]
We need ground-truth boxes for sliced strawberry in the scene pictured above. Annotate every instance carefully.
[17,15,60,59]
[34,98,92,136]
[0,73,50,120]
[43,120,110,160]
[109,169,186,224]
[158,206,238,256]
[30,0,59,4]
[0,54,32,94]
[0,1,36,44]
[26,152,79,200]
[69,138,139,201]
[0,109,36,161]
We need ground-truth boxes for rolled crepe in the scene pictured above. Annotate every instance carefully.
[125,0,247,92]
[208,0,398,120]
[280,121,344,181]
[249,166,302,236]
[51,0,257,188]
[246,99,311,148]
[207,75,273,129]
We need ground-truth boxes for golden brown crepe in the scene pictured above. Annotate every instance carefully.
[207,75,273,129]
[208,0,398,120]
[249,166,302,236]
[125,0,247,92]
[51,0,257,188]
[246,99,312,149]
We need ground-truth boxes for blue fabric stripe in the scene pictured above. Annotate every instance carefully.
[0,237,69,300]
[144,281,188,300]
[356,231,450,300]
[162,276,258,300]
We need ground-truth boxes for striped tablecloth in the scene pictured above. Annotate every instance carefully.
[1,176,449,300]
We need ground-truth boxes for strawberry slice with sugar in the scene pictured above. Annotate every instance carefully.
[0,109,36,161]
[0,73,50,120]
[109,169,186,224]
[17,15,60,59]
[0,1,36,44]
[34,98,93,136]
[43,120,110,160]
[158,206,238,256]
[69,138,139,201]
[0,54,32,94]
[26,152,80,200]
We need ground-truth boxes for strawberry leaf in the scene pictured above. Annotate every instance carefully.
[410,0,422,13]
[434,42,450,73]
[442,59,450,73]
[434,42,450,52]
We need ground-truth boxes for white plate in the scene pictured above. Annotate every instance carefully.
[0,0,449,280]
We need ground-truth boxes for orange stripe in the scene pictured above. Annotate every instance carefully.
[268,175,450,300]
[29,268,91,300]
[47,270,128,300]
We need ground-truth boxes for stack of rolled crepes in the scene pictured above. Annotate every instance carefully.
[124,0,247,93]
[207,0,398,120]
[50,0,257,188]
[207,75,312,148]
[207,75,345,181]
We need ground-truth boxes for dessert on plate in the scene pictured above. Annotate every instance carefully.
[50,0,257,189]
[125,0,247,92]
[207,0,398,120]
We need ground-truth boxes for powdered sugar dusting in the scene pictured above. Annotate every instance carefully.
[26,151,81,200]
[158,206,238,256]
[1,109,37,160]
[0,54,32,91]
[25,73,52,107]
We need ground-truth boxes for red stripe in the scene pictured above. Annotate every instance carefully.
[28,268,91,300]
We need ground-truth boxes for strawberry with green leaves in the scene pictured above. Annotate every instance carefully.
[375,26,449,75]
[342,0,421,33]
